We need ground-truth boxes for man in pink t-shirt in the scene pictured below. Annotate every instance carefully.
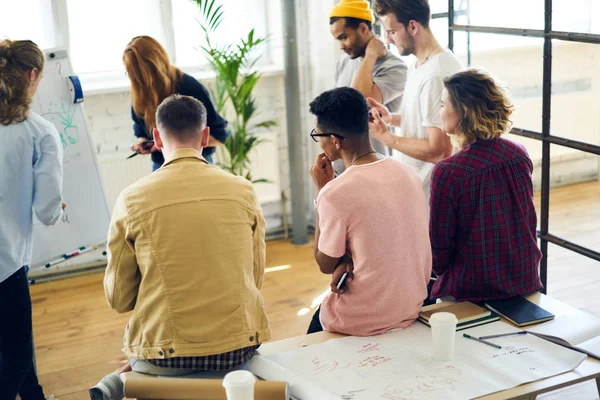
[307,87,432,336]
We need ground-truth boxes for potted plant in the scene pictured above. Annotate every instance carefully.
[192,0,276,183]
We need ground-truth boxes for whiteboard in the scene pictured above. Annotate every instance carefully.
[29,49,110,268]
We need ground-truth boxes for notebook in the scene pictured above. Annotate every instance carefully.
[527,315,600,359]
[418,301,500,331]
[485,296,555,327]
[420,301,491,323]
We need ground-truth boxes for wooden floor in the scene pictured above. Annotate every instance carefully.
[29,180,600,399]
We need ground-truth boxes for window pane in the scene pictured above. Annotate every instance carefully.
[553,0,600,34]
[454,0,544,30]
[429,0,448,14]
[550,40,599,147]
[453,32,544,147]
[543,177,600,256]
[172,0,269,68]
[548,40,600,187]
[0,0,56,49]
[67,0,165,74]
[430,17,449,49]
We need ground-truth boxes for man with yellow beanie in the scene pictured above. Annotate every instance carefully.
[329,0,406,175]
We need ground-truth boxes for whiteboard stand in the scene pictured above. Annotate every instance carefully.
[29,48,111,279]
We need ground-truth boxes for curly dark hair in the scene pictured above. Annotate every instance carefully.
[309,87,369,138]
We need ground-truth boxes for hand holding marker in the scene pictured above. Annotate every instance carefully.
[127,140,154,159]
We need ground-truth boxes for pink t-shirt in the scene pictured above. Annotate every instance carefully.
[318,157,432,336]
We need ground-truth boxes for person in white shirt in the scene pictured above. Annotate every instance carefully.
[0,39,65,400]
[368,0,463,201]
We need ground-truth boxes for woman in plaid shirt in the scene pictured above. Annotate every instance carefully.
[429,69,543,303]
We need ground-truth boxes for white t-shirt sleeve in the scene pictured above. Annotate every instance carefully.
[420,77,445,129]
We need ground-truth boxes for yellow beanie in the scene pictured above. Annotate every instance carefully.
[329,0,375,23]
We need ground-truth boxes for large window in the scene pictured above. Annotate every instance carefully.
[67,0,166,74]
[0,0,280,88]
[171,0,270,68]
[0,0,57,49]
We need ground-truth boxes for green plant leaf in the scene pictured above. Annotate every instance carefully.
[254,120,277,129]
[193,0,272,182]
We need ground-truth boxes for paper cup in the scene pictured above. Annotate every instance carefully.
[429,312,458,361]
[222,370,256,400]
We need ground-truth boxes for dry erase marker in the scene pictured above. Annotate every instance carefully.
[65,245,97,259]
[63,246,86,258]
[46,246,86,267]
[479,331,527,340]
[463,333,502,349]
[46,246,97,267]
[336,272,349,290]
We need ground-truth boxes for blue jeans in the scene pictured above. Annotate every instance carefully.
[0,267,45,400]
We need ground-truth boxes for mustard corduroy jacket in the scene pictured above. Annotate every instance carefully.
[104,149,270,360]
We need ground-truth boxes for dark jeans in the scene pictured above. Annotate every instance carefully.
[307,306,324,334]
[0,267,45,400]
[424,275,437,307]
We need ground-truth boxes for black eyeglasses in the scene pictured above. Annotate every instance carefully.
[310,128,346,143]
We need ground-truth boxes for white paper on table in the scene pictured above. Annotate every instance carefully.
[528,315,600,359]
[250,321,586,400]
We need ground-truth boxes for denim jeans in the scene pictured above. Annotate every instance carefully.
[0,267,45,400]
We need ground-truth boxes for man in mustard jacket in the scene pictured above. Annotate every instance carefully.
[91,94,270,400]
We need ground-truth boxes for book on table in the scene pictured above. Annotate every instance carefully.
[484,296,555,327]
[419,301,500,331]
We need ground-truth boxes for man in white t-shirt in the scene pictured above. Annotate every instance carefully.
[368,0,463,201]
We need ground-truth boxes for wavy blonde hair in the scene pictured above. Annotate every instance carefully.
[0,39,45,126]
[444,69,514,147]
[123,36,182,133]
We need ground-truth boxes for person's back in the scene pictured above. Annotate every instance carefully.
[430,138,542,301]
[0,39,60,400]
[307,86,431,337]
[0,112,63,281]
[108,152,270,353]
[318,157,431,335]
[430,70,543,303]
[96,94,269,400]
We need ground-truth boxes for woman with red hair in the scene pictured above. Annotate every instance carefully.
[124,36,229,170]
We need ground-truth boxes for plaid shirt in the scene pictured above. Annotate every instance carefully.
[148,345,259,370]
[429,138,543,302]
